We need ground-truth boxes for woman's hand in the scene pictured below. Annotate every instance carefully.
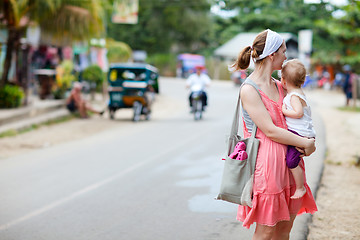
[296,138,316,157]
[295,147,305,158]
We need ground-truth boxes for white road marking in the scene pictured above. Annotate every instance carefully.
[0,129,206,231]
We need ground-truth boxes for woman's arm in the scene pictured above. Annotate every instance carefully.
[241,85,315,156]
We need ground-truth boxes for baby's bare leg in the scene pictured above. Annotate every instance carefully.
[290,166,306,199]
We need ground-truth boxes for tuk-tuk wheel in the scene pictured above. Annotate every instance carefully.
[133,101,142,122]
[109,110,115,119]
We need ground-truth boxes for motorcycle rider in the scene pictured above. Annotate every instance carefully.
[186,65,211,111]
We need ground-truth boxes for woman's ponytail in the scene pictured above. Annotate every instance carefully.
[230,46,252,71]
[229,30,267,72]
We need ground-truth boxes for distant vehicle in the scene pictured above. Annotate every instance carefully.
[177,53,206,78]
[231,70,247,86]
[107,63,159,122]
[302,75,317,89]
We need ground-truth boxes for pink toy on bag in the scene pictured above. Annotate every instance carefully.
[227,142,248,160]
[229,142,246,158]
[236,150,248,160]
[236,141,246,151]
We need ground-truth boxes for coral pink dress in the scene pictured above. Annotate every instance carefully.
[237,80,317,229]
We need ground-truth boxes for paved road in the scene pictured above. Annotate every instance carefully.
[0,78,324,240]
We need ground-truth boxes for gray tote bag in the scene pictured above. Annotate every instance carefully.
[216,81,261,207]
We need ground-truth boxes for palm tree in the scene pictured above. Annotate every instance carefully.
[0,0,110,88]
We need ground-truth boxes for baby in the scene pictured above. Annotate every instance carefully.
[281,59,316,199]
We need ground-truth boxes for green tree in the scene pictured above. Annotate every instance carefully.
[107,0,213,54]
[212,0,334,51]
[0,0,110,88]
[314,0,360,69]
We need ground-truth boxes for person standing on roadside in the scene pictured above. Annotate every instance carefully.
[343,65,353,106]
[231,29,317,239]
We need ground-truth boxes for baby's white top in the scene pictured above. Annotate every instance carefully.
[283,91,316,138]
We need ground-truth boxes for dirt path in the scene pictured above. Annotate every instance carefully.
[306,89,360,240]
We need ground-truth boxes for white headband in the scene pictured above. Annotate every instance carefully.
[255,29,284,61]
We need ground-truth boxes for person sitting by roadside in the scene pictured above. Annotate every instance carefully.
[66,82,104,118]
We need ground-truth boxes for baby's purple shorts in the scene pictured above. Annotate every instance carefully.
[286,130,302,169]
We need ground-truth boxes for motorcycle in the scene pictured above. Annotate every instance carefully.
[190,91,205,121]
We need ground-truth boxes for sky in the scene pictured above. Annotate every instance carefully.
[304,0,348,6]
[211,0,350,18]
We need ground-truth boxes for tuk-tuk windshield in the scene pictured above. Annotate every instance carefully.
[109,68,147,82]
[108,64,159,93]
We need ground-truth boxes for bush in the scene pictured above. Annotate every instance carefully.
[82,65,104,92]
[106,38,132,63]
[0,84,25,108]
[147,53,177,76]
[54,60,76,99]
[205,58,231,80]
[57,60,76,88]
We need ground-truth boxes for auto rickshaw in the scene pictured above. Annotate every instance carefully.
[107,63,159,121]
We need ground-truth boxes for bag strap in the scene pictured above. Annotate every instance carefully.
[230,78,262,139]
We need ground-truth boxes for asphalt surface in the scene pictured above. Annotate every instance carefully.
[0,78,325,240]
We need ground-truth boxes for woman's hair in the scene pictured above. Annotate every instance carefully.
[281,59,306,88]
[230,30,268,71]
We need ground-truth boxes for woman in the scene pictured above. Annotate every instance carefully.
[232,29,317,239]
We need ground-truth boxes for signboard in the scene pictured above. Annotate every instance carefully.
[112,0,139,24]
[298,29,313,71]
[299,29,313,53]
[26,26,41,47]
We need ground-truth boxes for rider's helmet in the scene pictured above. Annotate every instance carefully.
[194,65,205,74]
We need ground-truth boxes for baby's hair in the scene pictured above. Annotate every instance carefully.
[281,59,306,88]
[230,30,268,71]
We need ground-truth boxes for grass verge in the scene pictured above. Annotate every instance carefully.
[0,115,75,138]
[337,106,360,112]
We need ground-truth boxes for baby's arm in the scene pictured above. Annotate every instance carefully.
[282,95,304,119]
